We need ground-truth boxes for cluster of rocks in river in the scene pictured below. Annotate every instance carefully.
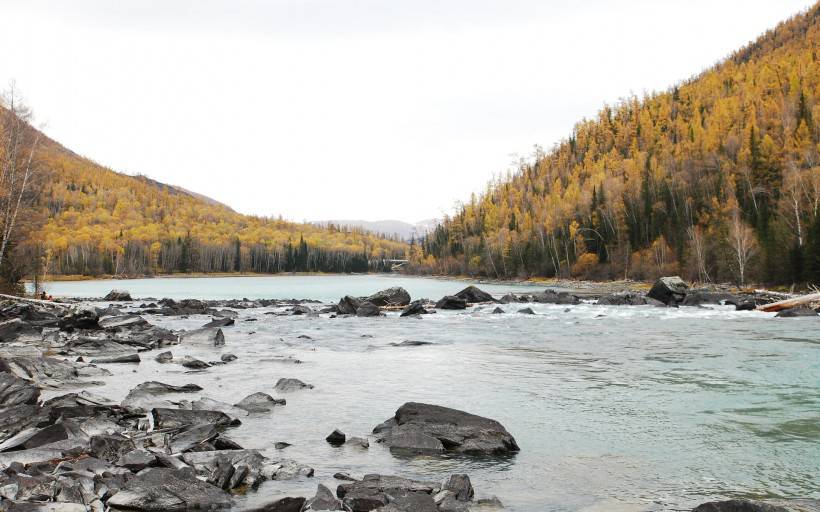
[0,283,813,511]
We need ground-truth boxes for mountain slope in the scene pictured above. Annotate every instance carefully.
[28,128,407,276]
[413,5,820,286]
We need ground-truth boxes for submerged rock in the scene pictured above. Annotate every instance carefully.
[517,307,535,315]
[491,307,505,314]
[454,286,495,303]
[691,500,792,512]
[648,276,689,305]
[775,307,819,318]
[367,287,411,307]
[435,296,467,310]
[274,378,314,392]
[373,402,519,455]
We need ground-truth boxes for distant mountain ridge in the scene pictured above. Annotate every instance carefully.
[312,219,439,241]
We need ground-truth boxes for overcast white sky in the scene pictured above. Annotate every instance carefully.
[1,1,812,222]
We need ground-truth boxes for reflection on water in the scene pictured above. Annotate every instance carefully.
[38,277,820,511]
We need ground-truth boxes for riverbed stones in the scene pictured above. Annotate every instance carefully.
[454,286,495,303]
[435,296,467,310]
[103,289,133,301]
[274,378,314,392]
[107,467,232,510]
[373,402,519,455]
[0,372,40,406]
[367,287,411,307]
[532,290,580,304]
[648,276,689,305]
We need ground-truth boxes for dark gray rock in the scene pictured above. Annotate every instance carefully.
[435,296,467,310]
[151,408,237,430]
[374,402,519,455]
[517,307,535,315]
[326,429,346,446]
[304,483,343,510]
[235,392,285,412]
[103,289,132,301]
[735,300,757,311]
[203,317,235,327]
[648,276,689,305]
[155,351,173,363]
[597,291,650,306]
[400,300,429,317]
[338,296,362,315]
[90,353,140,364]
[390,340,434,347]
[337,474,440,512]
[180,356,211,369]
[0,372,40,407]
[455,286,495,303]
[681,290,739,306]
[383,430,444,454]
[0,318,41,342]
[106,467,231,510]
[532,290,580,304]
[98,314,147,330]
[246,497,307,512]
[117,448,157,471]
[691,500,791,512]
[498,294,518,304]
[58,306,100,331]
[367,287,411,307]
[290,305,314,315]
[274,378,314,392]
[775,307,819,318]
[221,353,238,362]
[90,434,136,463]
[356,302,382,317]
[169,424,219,454]
[442,474,474,501]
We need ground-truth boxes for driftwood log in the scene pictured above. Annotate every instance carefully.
[0,293,70,308]
[756,292,820,312]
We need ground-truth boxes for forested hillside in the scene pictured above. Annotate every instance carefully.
[22,128,407,277]
[411,5,820,286]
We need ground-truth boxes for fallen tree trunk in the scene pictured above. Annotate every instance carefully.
[0,293,70,308]
[756,292,820,312]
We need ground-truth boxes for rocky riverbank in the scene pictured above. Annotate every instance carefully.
[0,279,816,511]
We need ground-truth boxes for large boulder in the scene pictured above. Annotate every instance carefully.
[373,402,519,455]
[647,276,689,305]
[104,289,133,301]
[367,287,411,307]
[435,296,467,310]
[303,483,343,510]
[106,468,232,510]
[337,296,362,315]
[454,286,494,303]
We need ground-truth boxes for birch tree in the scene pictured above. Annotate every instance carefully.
[0,84,40,269]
